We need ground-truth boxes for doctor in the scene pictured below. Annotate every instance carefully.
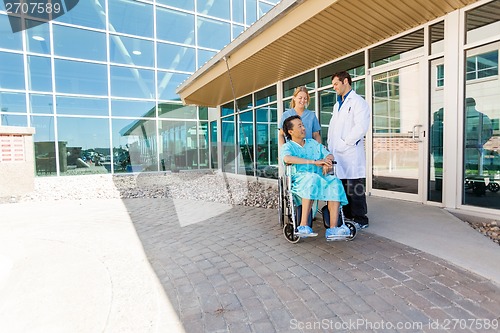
[327,71,370,229]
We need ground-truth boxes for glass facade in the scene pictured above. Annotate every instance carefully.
[0,0,279,176]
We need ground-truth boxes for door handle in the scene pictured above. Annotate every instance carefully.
[413,124,423,142]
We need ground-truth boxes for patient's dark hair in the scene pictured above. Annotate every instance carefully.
[283,115,301,140]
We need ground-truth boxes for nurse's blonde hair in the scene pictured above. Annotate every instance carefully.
[290,86,310,108]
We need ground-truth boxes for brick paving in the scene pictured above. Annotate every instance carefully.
[123,198,500,333]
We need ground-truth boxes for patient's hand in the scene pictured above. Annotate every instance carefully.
[322,164,332,175]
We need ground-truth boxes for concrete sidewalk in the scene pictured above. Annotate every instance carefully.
[0,196,498,332]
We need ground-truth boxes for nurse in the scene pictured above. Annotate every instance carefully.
[327,71,371,229]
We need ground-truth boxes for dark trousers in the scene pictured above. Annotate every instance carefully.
[341,178,368,224]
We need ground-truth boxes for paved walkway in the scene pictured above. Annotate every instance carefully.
[0,197,499,332]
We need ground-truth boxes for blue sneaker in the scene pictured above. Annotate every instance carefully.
[326,225,350,241]
[296,225,318,237]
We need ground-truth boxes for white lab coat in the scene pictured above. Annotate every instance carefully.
[327,90,370,179]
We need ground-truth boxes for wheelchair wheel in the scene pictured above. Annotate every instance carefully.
[283,224,300,243]
[344,221,357,241]
[488,182,499,193]
[278,177,285,227]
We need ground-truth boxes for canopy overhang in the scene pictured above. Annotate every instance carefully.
[176,0,478,107]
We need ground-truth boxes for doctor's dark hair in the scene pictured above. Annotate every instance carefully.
[283,115,302,140]
[332,71,352,86]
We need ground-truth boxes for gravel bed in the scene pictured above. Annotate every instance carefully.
[2,171,498,245]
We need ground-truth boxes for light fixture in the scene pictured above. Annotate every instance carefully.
[132,50,142,55]
[32,35,45,41]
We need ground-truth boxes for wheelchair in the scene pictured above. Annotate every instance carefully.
[278,162,357,243]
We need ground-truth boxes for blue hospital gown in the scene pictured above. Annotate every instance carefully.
[281,139,348,205]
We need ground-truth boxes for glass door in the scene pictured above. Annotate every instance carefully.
[370,62,427,200]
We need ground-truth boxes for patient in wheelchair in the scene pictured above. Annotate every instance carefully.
[281,115,349,239]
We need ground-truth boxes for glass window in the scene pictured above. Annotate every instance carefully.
[157,0,194,11]
[156,7,195,45]
[197,49,216,68]
[112,118,158,173]
[255,85,276,106]
[109,0,153,38]
[30,94,54,114]
[25,20,51,54]
[198,121,209,168]
[199,107,208,120]
[209,120,218,168]
[197,0,230,20]
[466,50,498,81]
[110,66,155,99]
[369,29,424,67]
[319,52,365,87]
[256,104,278,179]
[430,21,444,54]
[0,14,22,50]
[109,35,154,68]
[158,102,196,119]
[463,43,500,209]
[197,17,230,50]
[466,0,500,45]
[0,91,26,113]
[31,116,56,176]
[55,59,108,95]
[236,94,252,111]
[283,71,315,98]
[157,71,189,101]
[429,58,444,203]
[27,56,52,92]
[57,117,111,175]
[221,101,234,117]
[436,64,444,87]
[111,99,156,118]
[258,2,273,19]
[0,114,27,126]
[159,119,197,171]
[56,96,108,116]
[0,52,25,90]
[157,43,195,72]
[246,0,257,25]
[221,115,235,172]
[232,0,244,23]
[232,24,244,39]
[319,88,335,143]
[54,0,106,30]
[53,25,106,61]
[238,110,254,175]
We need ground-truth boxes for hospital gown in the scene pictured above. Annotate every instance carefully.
[281,139,348,205]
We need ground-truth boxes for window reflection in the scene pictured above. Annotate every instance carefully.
[255,104,278,179]
[246,0,257,25]
[158,103,196,119]
[197,0,230,20]
[210,120,218,168]
[28,56,52,92]
[0,52,25,89]
[197,49,216,68]
[197,17,230,50]
[157,71,189,101]
[157,42,195,72]
[25,20,51,54]
[156,7,195,45]
[110,35,154,68]
[463,44,500,209]
[54,0,106,30]
[221,116,235,172]
[0,92,26,113]
[238,110,254,175]
[0,14,22,50]
[110,66,155,99]
[111,99,156,118]
[112,118,158,173]
[30,94,54,114]
[57,117,111,175]
[232,0,244,23]
[32,116,57,176]
[53,25,106,61]
[157,0,194,11]
[0,114,27,126]
[159,119,198,171]
[109,0,153,38]
[55,59,108,95]
[56,96,108,116]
